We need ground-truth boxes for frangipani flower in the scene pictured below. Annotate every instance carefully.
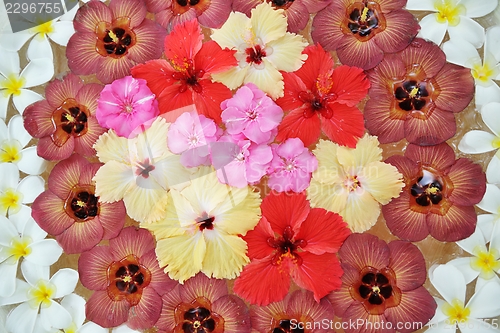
[443,26,500,107]
[0,264,79,333]
[275,44,370,147]
[307,135,404,233]
[250,289,334,333]
[476,184,500,245]
[311,0,419,70]
[234,191,350,305]
[131,19,236,123]
[78,227,175,329]
[329,233,436,333]
[31,154,126,254]
[93,117,190,223]
[364,38,474,145]
[0,163,44,217]
[156,273,251,333]
[96,75,160,138]
[66,0,166,84]
[0,50,53,119]
[211,2,308,99]
[232,0,332,33]
[23,73,106,161]
[458,102,500,184]
[383,143,486,242]
[428,264,500,332]
[0,115,47,175]
[0,211,62,297]
[143,167,262,282]
[406,0,497,47]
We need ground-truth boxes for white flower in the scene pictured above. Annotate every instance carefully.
[406,0,498,47]
[476,184,500,244]
[458,102,500,183]
[0,163,45,217]
[0,209,62,298]
[0,50,53,118]
[428,264,500,332]
[442,26,500,107]
[0,115,47,175]
[0,264,79,333]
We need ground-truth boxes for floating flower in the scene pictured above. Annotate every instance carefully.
[93,117,189,223]
[0,163,44,217]
[476,184,500,244]
[143,167,262,282]
[267,138,318,193]
[31,154,126,254]
[66,0,166,84]
[0,211,62,297]
[211,2,308,99]
[275,44,370,147]
[458,102,500,184]
[428,264,500,332]
[96,75,160,138]
[311,0,419,70]
[233,191,350,305]
[144,0,232,31]
[329,233,436,333]
[250,289,334,333]
[383,142,486,242]
[0,264,79,333]
[79,227,175,329]
[307,135,403,232]
[221,83,283,145]
[131,19,236,123]
[0,50,53,119]
[364,38,474,145]
[0,115,47,175]
[155,273,251,333]
[406,0,497,47]
[233,0,332,33]
[23,73,106,161]
[443,26,500,107]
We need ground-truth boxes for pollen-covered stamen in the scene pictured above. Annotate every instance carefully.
[411,170,444,206]
[394,79,434,112]
[172,63,205,94]
[51,99,90,147]
[268,225,307,265]
[298,91,335,119]
[65,186,99,221]
[103,27,134,56]
[345,1,384,40]
[272,319,305,333]
[107,255,152,306]
[246,44,267,65]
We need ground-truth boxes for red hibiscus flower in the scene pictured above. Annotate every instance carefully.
[364,38,475,145]
[23,73,106,161]
[275,44,370,147]
[31,154,125,254]
[66,0,166,84]
[383,143,486,242]
[131,19,236,124]
[329,233,436,333]
[79,227,176,329]
[233,191,351,306]
[311,0,419,70]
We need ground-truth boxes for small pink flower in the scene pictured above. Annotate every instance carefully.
[96,76,160,138]
[267,138,318,192]
[221,83,283,145]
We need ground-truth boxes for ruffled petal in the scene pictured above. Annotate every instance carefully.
[202,232,250,279]
[194,41,237,75]
[244,59,284,99]
[447,158,486,206]
[250,2,287,44]
[359,162,403,205]
[266,33,307,73]
[427,204,477,242]
[86,290,130,328]
[93,161,134,203]
[341,190,381,233]
[338,233,390,271]
[388,241,427,291]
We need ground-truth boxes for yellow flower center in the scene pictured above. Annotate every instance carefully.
[0,139,22,163]
[471,62,498,85]
[33,21,54,36]
[471,246,500,279]
[434,0,465,26]
[443,299,470,325]
[344,174,361,192]
[360,6,369,22]
[0,188,23,215]
[8,236,33,261]
[28,280,56,309]
[64,323,78,333]
[493,137,500,149]
[1,74,25,97]
[409,86,419,98]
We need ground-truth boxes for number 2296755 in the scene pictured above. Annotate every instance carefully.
[5,2,62,14]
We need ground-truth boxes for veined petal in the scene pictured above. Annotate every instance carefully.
[56,217,104,254]
[447,17,485,48]
[210,11,250,49]
[202,231,249,279]
[212,66,248,91]
[276,107,322,147]
[427,204,477,242]
[405,143,456,171]
[31,191,74,235]
[78,246,114,291]
[109,0,146,28]
[404,109,456,145]
[336,35,384,70]
[338,233,390,271]
[434,63,475,113]
[364,97,406,144]
[341,189,381,232]
[374,10,419,53]
[388,241,427,291]
[430,264,466,305]
[266,33,307,72]
[109,227,155,261]
[341,302,388,333]
[66,33,102,76]
[458,131,497,153]
[416,14,448,46]
[308,178,349,214]
[194,41,237,74]
[244,59,284,99]
[123,185,169,223]
[320,104,365,148]
[98,201,126,240]
[359,162,403,205]
[127,19,165,64]
[47,154,84,198]
[212,295,251,333]
[127,287,162,330]
[243,217,275,260]
[447,158,486,206]
[260,191,310,235]
[86,290,129,328]
[250,2,287,44]
[93,161,134,203]
[164,18,202,63]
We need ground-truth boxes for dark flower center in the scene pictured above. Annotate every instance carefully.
[107,254,152,306]
[272,319,304,333]
[411,169,444,206]
[171,60,205,94]
[246,45,267,65]
[51,98,90,147]
[182,307,216,333]
[135,158,156,179]
[177,0,200,5]
[358,272,392,305]
[267,225,307,266]
[196,212,215,231]
[344,1,385,41]
[172,0,210,15]
[298,91,334,119]
[64,185,99,222]
[394,80,434,112]
[269,0,294,8]
[96,18,136,59]
[103,28,133,56]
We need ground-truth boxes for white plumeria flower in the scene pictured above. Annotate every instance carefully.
[428,264,500,332]
[0,209,62,298]
[0,163,44,217]
[0,115,47,175]
[0,264,79,333]
[406,0,498,47]
[0,50,53,118]
[458,102,500,184]
[443,26,500,107]
[476,184,500,245]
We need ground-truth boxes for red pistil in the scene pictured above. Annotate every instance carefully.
[267,226,307,266]
[245,45,267,65]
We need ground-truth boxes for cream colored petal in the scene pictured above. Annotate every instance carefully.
[135,117,171,162]
[307,178,348,213]
[93,130,131,164]
[266,33,308,72]
[358,162,404,205]
[212,65,248,90]
[202,230,249,279]
[211,12,250,49]
[167,188,201,228]
[340,190,381,233]
[93,161,134,202]
[143,192,192,238]
[312,163,346,185]
[152,155,192,190]
[336,134,382,170]
[250,2,287,44]
[244,59,284,99]
[123,185,169,223]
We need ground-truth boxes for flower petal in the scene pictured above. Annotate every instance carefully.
[250,2,287,44]
[126,287,162,330]
[50,268,78,298]
[461,0,498,17]
[60,293,86,328]
[18,175,45,204]
[341,302,389,333]
[388,240,427,291]
[364,96,405,144]
[78,246,114,290]
[430,264,466,304]
[276,107,322,147]
[86,290,129,328]
[373,10,419,53]
[266,33,308,73]
[447,17,485,48]
[427,204,477,242]
[66,32,101,76]
[486,155,500,184]
[27,34,53,61]
[405,143,455,171]
[442,38,480,68]
[31,191,74,235]
[260,191,310,235]
[341,189,381,233]
[0,262,18,298]
[17,147,47,175]
[109,0,146,28]
[6,302,38,333]
[416,14,448,46]
[40,299,72,329]
[93,161,134,203]
[467,278,500,318]
[447,257,479,284]
[434,64,475,113]
[320,104,365,148]
[447,158,486,206]
[109,227,155,261]
[404,109,457,145]
[212,295,251,333]
[336,35,384,70]
[338,233,390,271]
[21,260,50,285]
[458,131,497,154]
[56,217,104,254]
[25,239,62,266]
[360,162,403,205]
[48,21,75,46]
[12,89,43,116]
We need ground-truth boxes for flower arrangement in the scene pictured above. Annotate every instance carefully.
[1,1,500,333]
